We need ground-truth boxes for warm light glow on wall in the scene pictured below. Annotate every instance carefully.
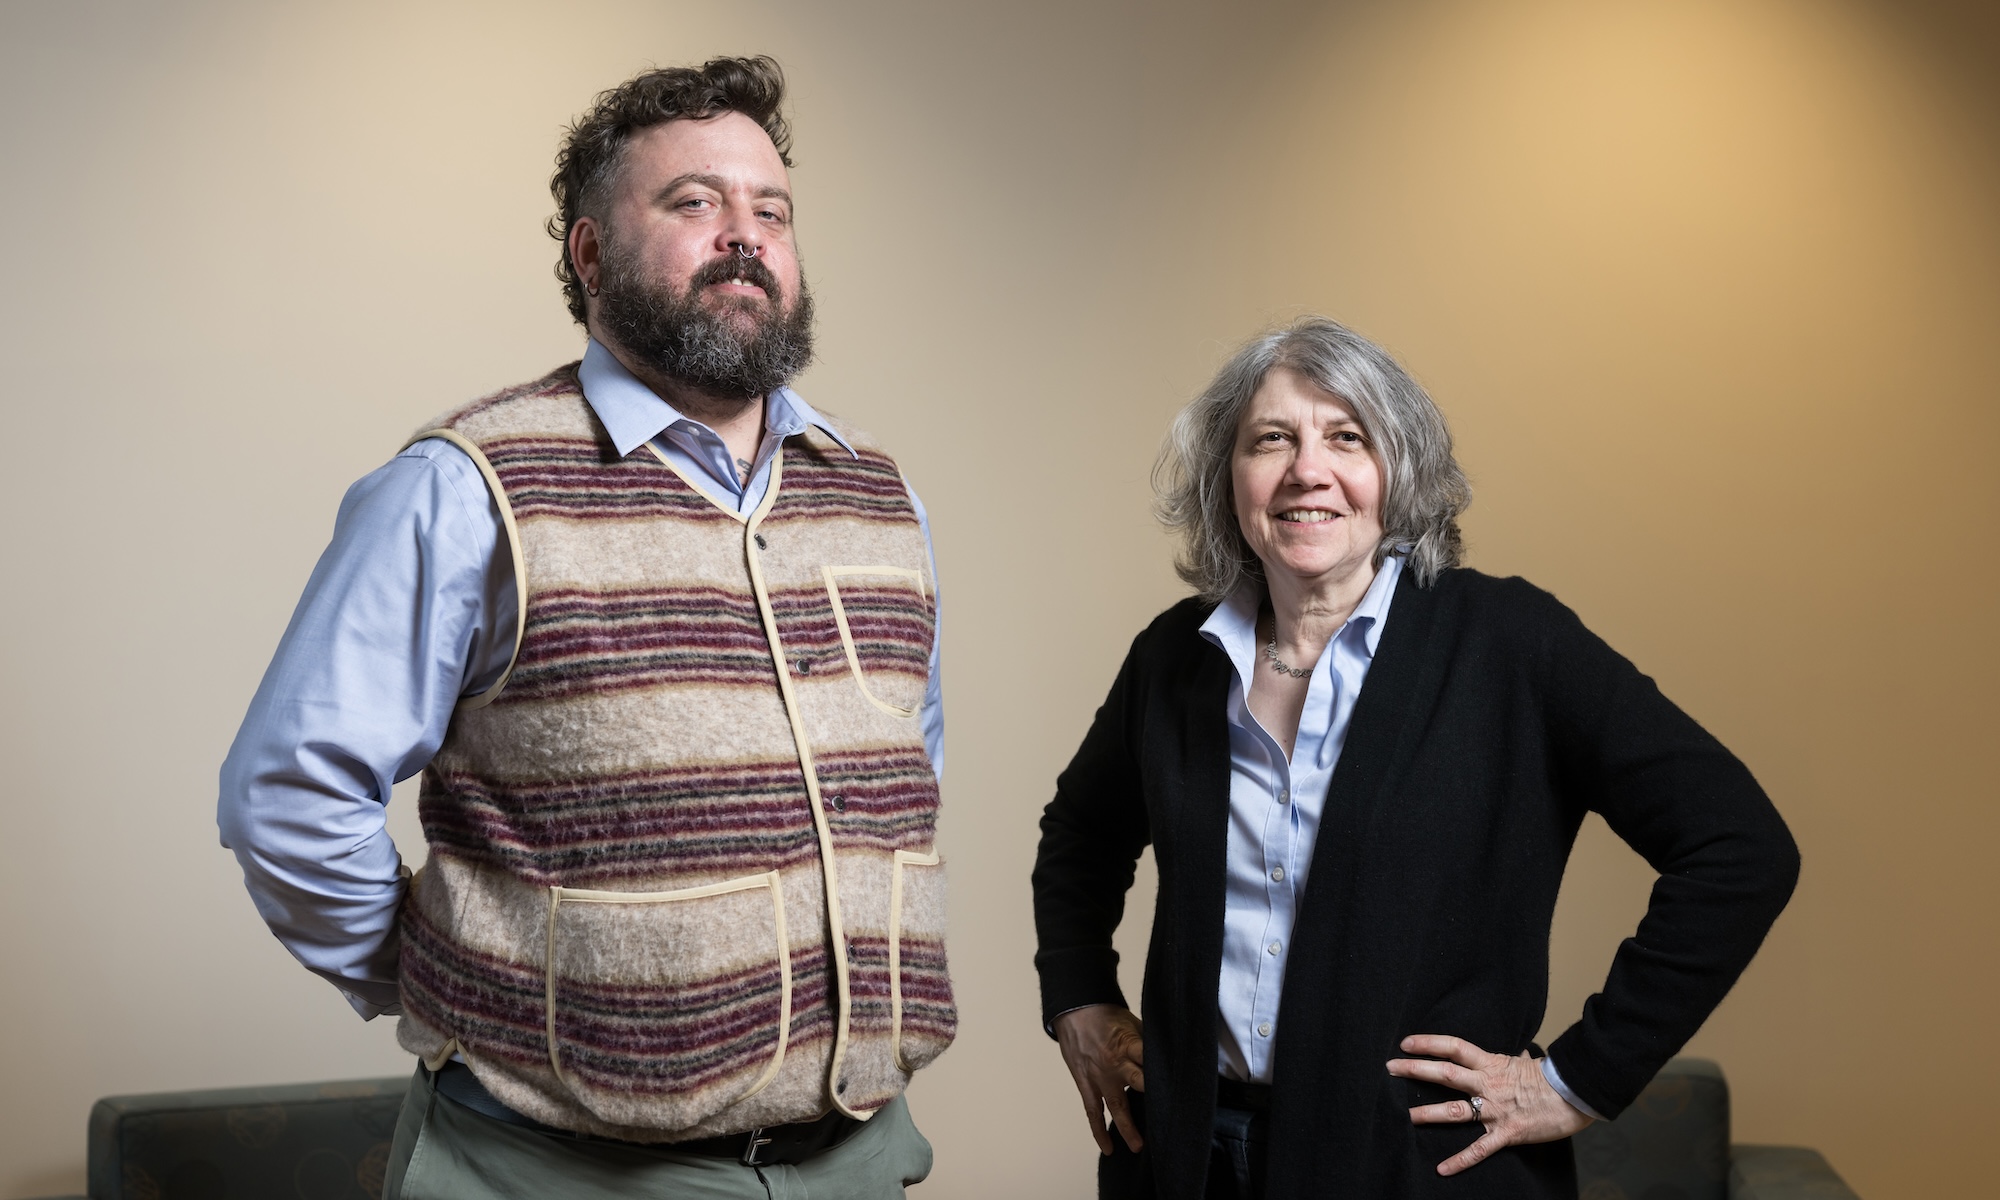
[0,1,1991,1197]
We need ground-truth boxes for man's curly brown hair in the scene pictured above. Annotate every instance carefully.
[548,55,794,326]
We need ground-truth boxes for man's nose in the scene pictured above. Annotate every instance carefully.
[715,203,764,258]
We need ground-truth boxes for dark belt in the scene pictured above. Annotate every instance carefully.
[427,1061,862,1166]
[1216,1075,1272,1114]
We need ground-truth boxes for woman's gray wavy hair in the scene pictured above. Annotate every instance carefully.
[1154,316,1471,601]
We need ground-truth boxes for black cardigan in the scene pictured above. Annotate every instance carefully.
[1032,567,1799,1200]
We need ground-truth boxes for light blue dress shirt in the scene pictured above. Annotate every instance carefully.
[218,341,944,1021]
[1196,552,1599,1119]
[1201,555,1403,1084]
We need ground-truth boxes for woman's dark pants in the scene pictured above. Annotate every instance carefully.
[1099,1085,1269,1200]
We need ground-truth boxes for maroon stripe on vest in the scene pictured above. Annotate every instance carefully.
[761,446,920,528]
[897,936,958,1043]
[399,905,553,1067]
[553,960,787,1095]
[401,902,838,1085]
[841,934,955,1043]
[419,760,821,887]
[502,585,773,701]
[802,581,933,680]
[498,580,932,703]
[490,443,735,524]
[810,747,941,854]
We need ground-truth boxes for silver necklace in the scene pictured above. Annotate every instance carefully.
[1262,616,1311,678]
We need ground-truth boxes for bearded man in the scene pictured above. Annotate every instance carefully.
[218,57,952,1199]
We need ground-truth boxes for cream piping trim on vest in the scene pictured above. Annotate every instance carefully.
[542,871,793,1103]
[887,849,939,1072]
[741,451,871,1122]
[421,1036,461,1073]
[407,429,528,710]
[823,565,927,719]
[642,441,751,525]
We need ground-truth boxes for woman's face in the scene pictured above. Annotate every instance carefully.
[1231,367,1385,592]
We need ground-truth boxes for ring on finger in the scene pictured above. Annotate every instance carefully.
[1468,1096,1485,1121]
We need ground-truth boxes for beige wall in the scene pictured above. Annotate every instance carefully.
[2,2,1993,1197]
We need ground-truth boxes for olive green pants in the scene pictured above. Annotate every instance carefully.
[384,1066,933,1199]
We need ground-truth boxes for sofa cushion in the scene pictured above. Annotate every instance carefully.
[86,1077,407,1200]
[1573,1057,1730,1200]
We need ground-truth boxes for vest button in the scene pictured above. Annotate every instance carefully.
[837,1079,848,1094]
[754,534,768,550]
[796,658,812,674]
[830,794,846,812]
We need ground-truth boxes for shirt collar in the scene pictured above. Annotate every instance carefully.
[1199,553,1405,665]
[1348,552,1403,658]
[576,339,855,459]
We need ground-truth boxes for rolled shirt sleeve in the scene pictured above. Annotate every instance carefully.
[216,438,515,1019]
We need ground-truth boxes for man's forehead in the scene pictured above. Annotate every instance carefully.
[621,114,790,193]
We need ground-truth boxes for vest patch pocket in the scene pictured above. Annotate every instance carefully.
[888,850,957,1072]
[544,871,791,1129]
[821,565,932,718]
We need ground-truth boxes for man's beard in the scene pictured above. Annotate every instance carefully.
[595,237,815,400]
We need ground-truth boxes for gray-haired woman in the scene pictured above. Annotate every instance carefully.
[1030,317,1798,1200]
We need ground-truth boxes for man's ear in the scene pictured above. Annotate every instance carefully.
[569,217,604,300]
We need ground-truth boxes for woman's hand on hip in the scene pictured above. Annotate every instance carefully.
[1386,1034,1595,1176]
[1053,1004,1146,1155]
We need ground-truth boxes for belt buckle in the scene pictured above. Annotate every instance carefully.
[740,1127,774,1167]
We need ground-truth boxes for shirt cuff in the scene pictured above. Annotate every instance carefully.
[1540,1056,1606,1121]
[341,988,404,1022]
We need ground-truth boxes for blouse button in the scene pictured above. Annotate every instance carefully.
[1257,1022,1272,1038]
[1270,867,1285,883]
[1266,941,1281,956]
[1277,788,1290,805]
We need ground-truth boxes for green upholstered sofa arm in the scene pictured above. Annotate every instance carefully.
[1730,1144,1862,1200]
[82,1075,407,1200]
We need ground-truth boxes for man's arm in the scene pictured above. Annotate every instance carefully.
[216,439,516,1018]
[906,481,944,782]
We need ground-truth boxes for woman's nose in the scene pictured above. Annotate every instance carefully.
[1288,441,1336,486]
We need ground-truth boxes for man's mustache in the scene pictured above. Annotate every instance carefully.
[688,253,783,302]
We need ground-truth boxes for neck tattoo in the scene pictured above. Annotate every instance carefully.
[1262,614,1312,679]
[736,457,753,483]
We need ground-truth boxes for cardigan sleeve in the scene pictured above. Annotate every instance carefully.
[1031,624,1157,1033]
[1537,592,1801,1119]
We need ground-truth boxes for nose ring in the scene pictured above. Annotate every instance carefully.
[734,244,759,260]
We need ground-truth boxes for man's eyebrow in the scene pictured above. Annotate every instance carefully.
[654,173,793,208]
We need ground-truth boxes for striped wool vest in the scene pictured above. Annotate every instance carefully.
[393,364,955,1141]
